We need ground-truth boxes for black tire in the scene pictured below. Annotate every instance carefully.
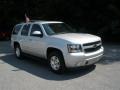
[48,51,66,74]
[14,44,23,59]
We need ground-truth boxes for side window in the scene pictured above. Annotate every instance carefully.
[21,24,30,36]
[12,25,22,35]
[30,24,42,36]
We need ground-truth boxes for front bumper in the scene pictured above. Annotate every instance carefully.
[64,47,104,68]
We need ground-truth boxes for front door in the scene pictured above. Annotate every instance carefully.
[27,24,46,58]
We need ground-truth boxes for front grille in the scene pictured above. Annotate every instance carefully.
[83,41,101,46]
[83,41,102,53]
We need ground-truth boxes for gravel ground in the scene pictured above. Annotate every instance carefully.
[0,41,120,90]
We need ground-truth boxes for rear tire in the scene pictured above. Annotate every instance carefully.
[14,45,23,59]
[48,51,66,74]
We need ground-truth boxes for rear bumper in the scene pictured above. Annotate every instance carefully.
[64,47,104,68]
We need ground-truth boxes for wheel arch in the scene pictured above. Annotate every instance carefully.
[13,42,20,48]
[47,47,64,59]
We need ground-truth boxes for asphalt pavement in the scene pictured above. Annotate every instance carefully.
[0,41,120,90]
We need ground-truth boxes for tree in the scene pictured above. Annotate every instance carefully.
[0,0,120,36]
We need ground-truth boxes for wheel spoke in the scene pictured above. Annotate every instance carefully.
[50,56,60,71]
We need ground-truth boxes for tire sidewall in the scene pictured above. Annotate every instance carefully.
[48,51,66,73]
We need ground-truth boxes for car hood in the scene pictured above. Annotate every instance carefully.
[51,33,101,44]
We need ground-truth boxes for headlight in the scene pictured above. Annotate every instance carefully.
[67,44,82,53]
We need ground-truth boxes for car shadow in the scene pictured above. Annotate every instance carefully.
[0,54,96,81]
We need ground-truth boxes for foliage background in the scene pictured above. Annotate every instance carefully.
[0,0,120,38]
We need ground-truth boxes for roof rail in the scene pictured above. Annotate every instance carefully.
[20,20,46,24]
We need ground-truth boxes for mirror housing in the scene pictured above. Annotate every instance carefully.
[31,31,43,37]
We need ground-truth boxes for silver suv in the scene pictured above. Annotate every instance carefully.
[11,20,104,73]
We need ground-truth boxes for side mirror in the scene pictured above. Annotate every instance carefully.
[31,31,43,37]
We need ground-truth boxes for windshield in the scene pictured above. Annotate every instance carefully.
[42,23,75,35]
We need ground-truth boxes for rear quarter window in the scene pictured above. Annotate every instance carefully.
[12,25,22,35]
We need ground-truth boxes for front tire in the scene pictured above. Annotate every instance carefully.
[48,51,66,74]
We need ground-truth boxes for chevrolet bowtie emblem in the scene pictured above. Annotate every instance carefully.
[93,44,97,48]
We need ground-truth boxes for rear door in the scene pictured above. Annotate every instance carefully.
[19,24,31,53]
